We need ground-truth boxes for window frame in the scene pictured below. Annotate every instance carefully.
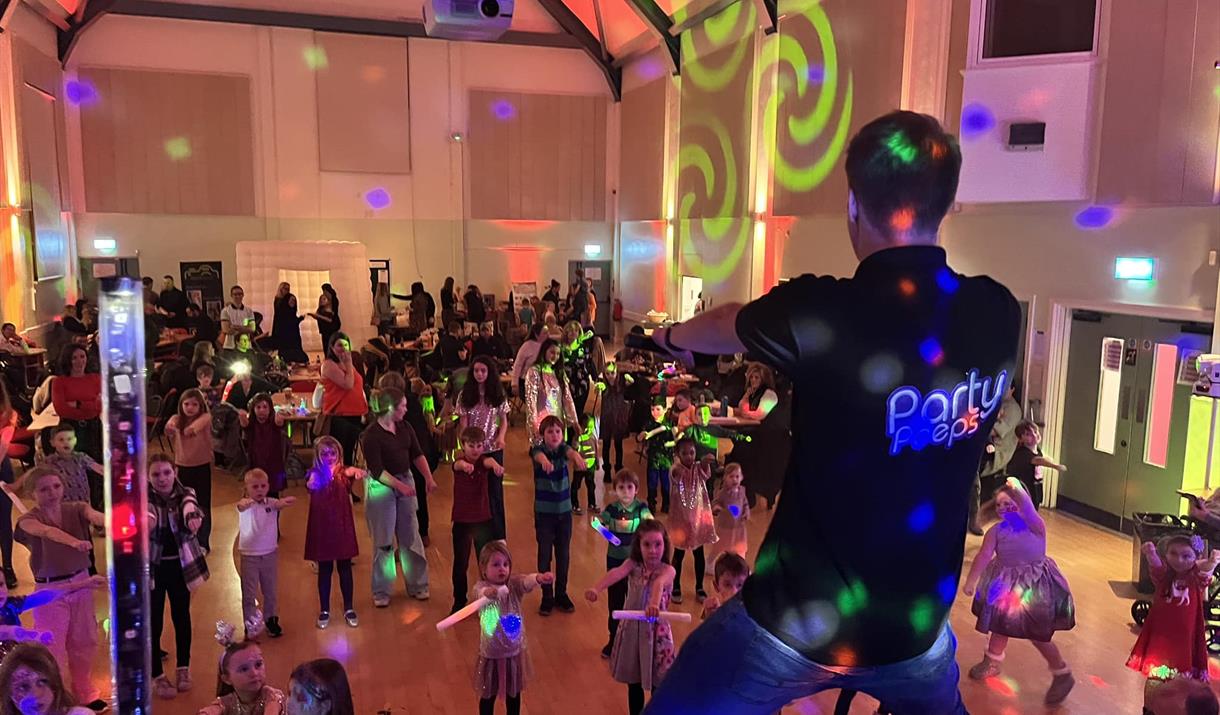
[968,0,1103,69]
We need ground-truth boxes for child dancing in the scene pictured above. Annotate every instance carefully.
[962,478,1076,705]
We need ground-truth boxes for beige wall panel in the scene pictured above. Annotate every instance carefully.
[314,33,411,174]
[618,78,667,220]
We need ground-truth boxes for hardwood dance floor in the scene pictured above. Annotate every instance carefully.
[31,427,1205,713]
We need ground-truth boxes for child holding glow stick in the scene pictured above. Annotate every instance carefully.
[668,437,717,604]
[710,463,749,563]
[471,541,553,715]
[530,415,582,616]
[303,436,364,630]
[962,478,1076,705]
[638,401,674,514]
[700,551,748,620]
[585,519,676,715]
[596,469,653,658]
[450,427,499,615]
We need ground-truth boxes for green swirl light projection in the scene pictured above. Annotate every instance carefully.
[676,115,751,285]
[679,1,756,92]
[768,2,854,194]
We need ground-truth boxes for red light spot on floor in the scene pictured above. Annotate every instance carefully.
[1089,674,1110,689]
[985,677,1015,698]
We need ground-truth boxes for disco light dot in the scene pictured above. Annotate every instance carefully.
[908,502,934,533]
[935,268,960,294]
[303,46,329,70]
[937,575,957,604]
[961,103,996,138]
[919,338,944,366]
[1074,205,1114,230]
[64,80,98,106]
[806,64,825,84]
[163,137,192,161]
[860,354,903,393]
[491,99,516,120]
[909,597,935,634]
[364,188,392,210]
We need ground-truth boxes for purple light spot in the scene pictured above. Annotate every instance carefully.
[806,64,825,84]
[908,502,934,533]
[500,613,522,640]
[364,188,391,210]
[938,575,957,604]
[935,268,959,295]
[491,99,516,121]
[961,103,996,139]
[636,58,665,81]
[728,504,741,518]
[65,80,98,106]
[919,338,944,366]
[1074,205,1114,230]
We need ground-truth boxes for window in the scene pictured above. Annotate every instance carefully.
[983,0,1097,59]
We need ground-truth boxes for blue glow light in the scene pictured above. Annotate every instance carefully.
[961,103,996,139]
[364,188,392,211]
[65,80,98,106]
[806,64,825,84]
[500,613,522,640]
[1114,257,1155,281]
[918,338,944,366]
[1075,205,1114,230]
[935,268,959,295]
[938,575,957,604]
[908,502,934,533]
[491,99,516,121]
[728,504,741,518]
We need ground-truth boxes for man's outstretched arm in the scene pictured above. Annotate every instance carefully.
[654,303,747,359]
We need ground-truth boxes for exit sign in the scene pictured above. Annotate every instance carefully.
[1115,257,1155,281]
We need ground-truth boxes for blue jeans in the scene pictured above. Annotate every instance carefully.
[644,597,968,715]
[646,466,670,512]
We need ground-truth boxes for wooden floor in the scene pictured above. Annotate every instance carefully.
[31,427,1207,713]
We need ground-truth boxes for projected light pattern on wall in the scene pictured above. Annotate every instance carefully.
[768,1,853,195]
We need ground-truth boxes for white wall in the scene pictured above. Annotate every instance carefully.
[66,14,615,300]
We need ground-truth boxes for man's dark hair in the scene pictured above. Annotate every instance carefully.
[844,111,962,240]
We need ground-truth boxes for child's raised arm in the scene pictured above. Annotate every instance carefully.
[1031,455,1067,473]
[1006,477,1046,536]
[237,410,250,428]
[644,564,677,618]
[585,560,635,602]
[961,527,998,597]
[271,496,297,510]
[1141,541,1164,573]
[83,505,106,529]
[482,456,505,476]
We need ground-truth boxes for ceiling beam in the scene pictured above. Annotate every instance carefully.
[532,0,622,100]
[0,0,16,32]
[623,0,679,74]
[59,0,116,61]
[59,0,589,63]
[752,0,777,34]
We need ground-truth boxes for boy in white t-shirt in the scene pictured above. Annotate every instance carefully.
[237,468,295,638]
[219,285,256,350]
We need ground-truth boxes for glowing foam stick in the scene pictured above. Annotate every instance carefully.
[728,504,741,518]
[643,426,670,440]
[436,597,490,631]
[590,517,622,546]
[0,483,28,515]
[612,610,692,623]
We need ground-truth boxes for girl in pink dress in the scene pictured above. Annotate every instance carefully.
[710,463,750,561]
[303,436,364,630]
[962,478,1076,705]
[585,519,676,715]
[469,541,552,715]
[1127,534,1220,683]
[667,437,717,603]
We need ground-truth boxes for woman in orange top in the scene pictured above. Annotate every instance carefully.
[50,345,102,462]
[320,332,368,467]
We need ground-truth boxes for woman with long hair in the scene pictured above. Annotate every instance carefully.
[308,293,341,355]
[318,333,367,468]
[407,282,434,333]
[285,659,354,715]
[728,363,790,510]
[458,355,510,539]
[50,345,102,463]
[272,282,307,364]
[440,277,458,328]
[0,642,94,715]
[523,339,578,446]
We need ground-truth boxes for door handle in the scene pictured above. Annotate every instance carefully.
[1135,388,1148,424]
[1119,386,1131,420]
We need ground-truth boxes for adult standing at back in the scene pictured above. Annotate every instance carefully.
[464,284,486,326]
[219,285,255,353]
[157,275,190,329]
[310,292,341,355]
[441,277,459,329]
[51,345,102,463]
[271,282,307,364]
[644,111,1021,714]
[318,333,367,467]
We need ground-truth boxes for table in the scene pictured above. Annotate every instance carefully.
[3,348,46,391]
[272,392,319,446]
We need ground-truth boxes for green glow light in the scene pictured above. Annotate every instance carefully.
[479,602,501,638]
[909,597,935,634]
[164,137,191,161]
[836,580,868,617]
[886,131,919,165]
[303,46,329,70]
[755,543,780,575]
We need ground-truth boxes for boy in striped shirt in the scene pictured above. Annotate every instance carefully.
[596,468,653,657]
[530,414,583,616]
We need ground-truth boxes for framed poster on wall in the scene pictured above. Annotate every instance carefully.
[180,261,224,321]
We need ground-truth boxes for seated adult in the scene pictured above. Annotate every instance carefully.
[185,303,219,346]
[0,323,34,353]
[471,323,510,362]
[50,344,103,462]
[223,368,276,412]
[435,322,468,372]
[155,342,196,397]
[221,334,269,378]
[643,111,1021,714]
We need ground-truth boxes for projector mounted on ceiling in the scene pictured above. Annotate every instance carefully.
[424,0,514,41]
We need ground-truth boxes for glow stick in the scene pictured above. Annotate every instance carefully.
[728,504,741,518]
[612,610,692,623]
[590,517,621,546]
[435,596,490,631]
[0,483,28,515]
[643,426,669,440]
